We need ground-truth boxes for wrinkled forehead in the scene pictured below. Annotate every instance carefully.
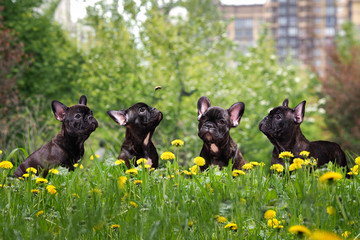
[204,107,228,119]
[130,102,149,110]
[269,106,290,116]
[67,105,91,115]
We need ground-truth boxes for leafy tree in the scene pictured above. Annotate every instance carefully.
[320,22,360,153]
[1,0,84,102]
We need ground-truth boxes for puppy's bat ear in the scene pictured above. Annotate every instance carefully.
[294,101,306,124]
[197,96,211,120]
[107,110,127,126]
[228,102,245,127]
[282,98,289,107]
[79,95,87,105]
[52,101,68,122]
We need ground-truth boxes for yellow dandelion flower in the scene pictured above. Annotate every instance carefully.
[0,161,13,169]
[293,158,304,165]
[35,178,48,184]
[136,158,147,165]
[188,221,194,227]
[350,165,359,175]
[267,218,279,228]
[190,165,198,175]
[311,230,342,240]
[133,180,143,185]
[300,151,310,158]
[216,216,228,223]
[160,151,175,160]
[73,193,80,198]
[194,156,206,166]
[118,176,127,189]
[31,189,40,194]
[304,159,310,166]
[26,167,37,174]
[48,169,59,174]
[264,210,276,220]
[115,159,125,165]
[183,170,192,176]
[36,210,44,217]
[22,173,30,178]
[232,169,246,177]
[46,185,57,195]
[73,163,84,169]
[0,184,5,188]
[130,201,138,208]
[125,168,138,175]
[171,139,184,147]
[18,177,24,181]
[319,172,342,184]
[355,157,360,165]
[224,223,238,231]
[111,224,120,229]
[270,164,284,173]
[279,151,294,159]
[90,154,99,160]
[342,231,351,238]
[327,206,336,216]
[289,163,302,172]
[289,225,311,237]
[0,150,2,155]
[144,164,151,169]
[250,161,261,166]
[242,163,253,170]
[240,198,246,204]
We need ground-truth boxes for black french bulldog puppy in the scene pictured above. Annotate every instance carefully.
[259,99,347,168]
[197,96,247,170]
[14,95,98,177]
[107,103,163,169]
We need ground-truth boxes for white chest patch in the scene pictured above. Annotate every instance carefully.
[146,158,153,167]
[143,133,150,146]
[210,144,219,153]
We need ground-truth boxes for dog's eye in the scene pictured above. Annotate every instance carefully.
[74,113,82,119]
[275,114,281,120]
[217,119,226,125]
[139,107,146,113]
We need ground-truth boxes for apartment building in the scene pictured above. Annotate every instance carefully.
[220,0,360,76]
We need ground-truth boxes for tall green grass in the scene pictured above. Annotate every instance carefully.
[0,146,359,240]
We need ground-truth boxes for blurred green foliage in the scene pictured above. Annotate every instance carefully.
[1,0,324,165]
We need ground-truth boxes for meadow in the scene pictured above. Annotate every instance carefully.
[0,143,359,240]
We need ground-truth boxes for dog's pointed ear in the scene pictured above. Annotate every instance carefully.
[294,101,306,124]
[282,98,289,107]
[52,101,68,122]
[79,95,87,105]
[107,110,127,126]
[197,96,211,120]
[228,102,245,127]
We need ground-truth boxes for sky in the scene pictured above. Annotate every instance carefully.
[70,0,267,22]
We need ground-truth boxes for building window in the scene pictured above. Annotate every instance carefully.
[278,17,288,26]
[278,28,287,36]
[326,16,336,27]
[289,17,297,26]
[289,7,297,15]
[235,18,253,28]
[325,27,335,36]
[279,7,287,15]
[288,27,298,36]
[289,38,298,47]
[315,18,322,24]
[325,6,335,15]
